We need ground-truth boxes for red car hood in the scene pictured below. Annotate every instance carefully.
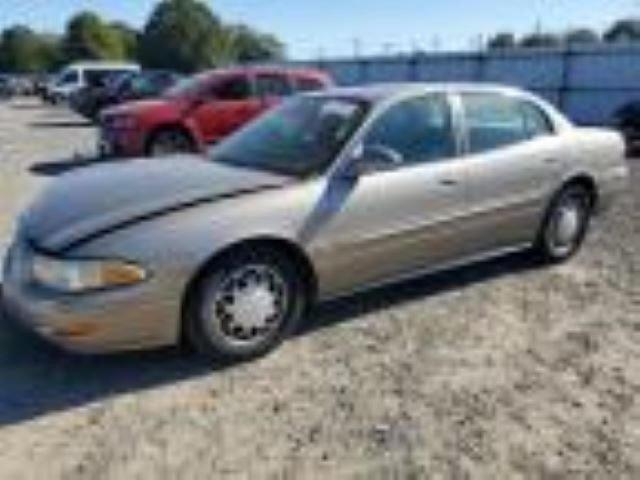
[102,97,190,119]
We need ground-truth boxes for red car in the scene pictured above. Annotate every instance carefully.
[99,66,333,157]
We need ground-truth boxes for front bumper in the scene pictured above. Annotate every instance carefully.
[98,126,145,158]
[2,241,180,354]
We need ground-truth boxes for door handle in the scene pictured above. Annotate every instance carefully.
[544,158,559,164]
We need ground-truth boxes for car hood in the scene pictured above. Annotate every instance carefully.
[22,155,291,252]
[103,97,186,117]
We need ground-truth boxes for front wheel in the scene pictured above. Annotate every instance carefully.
[148,129,195,157]
[184,247,307,362]
[534,184,594,262]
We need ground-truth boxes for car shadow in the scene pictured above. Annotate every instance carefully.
[0,250,541,427]
[302,250,540,335]
[30,155,119,176]
[10,103,50,111]
[29,120,94,129]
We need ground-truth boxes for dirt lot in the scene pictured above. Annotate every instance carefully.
[0,98,638,479]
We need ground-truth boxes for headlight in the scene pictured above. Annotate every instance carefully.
[108,115,137,130]
[31,254,147,293]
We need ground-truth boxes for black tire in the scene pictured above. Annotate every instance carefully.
[147,128,195,157]
[184,246,307,362]
[534,184,594,263]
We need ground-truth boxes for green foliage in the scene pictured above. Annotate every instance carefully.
[0,26,61,72]
[138,0,285,72]
[0,2,286,74]
[604,18,640,44]
[520,33,562,49]
[565,29,600,46]
[139,0,222,72]
[231,24,285,63]
[487,33,516,50]
[63,11,126,61]
[111,22,140,60]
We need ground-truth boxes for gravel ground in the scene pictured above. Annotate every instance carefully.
[0,98,638,479]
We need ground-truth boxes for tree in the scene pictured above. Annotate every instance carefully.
[110,22,139,60]
[235,26,285,62]
[139,0,222,72]
[565,28,600,46]
[487,32,516,50]
[63,11,126,61]
[604,18,640,44]
[520,33,562,49]
[0,26,61,72]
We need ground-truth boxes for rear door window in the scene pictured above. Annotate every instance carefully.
[255,74,293,97]
[461,93,532,154]
[58,70,79,85]
[85,70,109,87]
[520,101,554,138]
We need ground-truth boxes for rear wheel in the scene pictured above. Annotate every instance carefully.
[184,247,307,362]
[148,128,195,157]
[535,184,594,262]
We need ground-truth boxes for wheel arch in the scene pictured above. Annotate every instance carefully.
[144,123,199,155]
[559,173,599,210]
[180,236,319,339]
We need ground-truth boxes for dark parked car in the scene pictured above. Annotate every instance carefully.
[71,70,182,121]
[613,101,640,153]
[33,73,53,99]
[0,75,13,100]
[69,71,134,120]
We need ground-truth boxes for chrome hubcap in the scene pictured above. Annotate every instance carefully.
[555,205,581,246]
[547,195,585,255]
[227,284,277,331]
[208,264,288,345]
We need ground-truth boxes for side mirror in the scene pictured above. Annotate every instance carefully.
[345,144,404,177]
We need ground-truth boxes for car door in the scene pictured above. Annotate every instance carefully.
[311,93,471,296]
[456,92,566,255]
[192,75,261,144]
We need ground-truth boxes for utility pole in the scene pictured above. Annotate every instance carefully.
[431,35,441,52]
[352,37,362,59]
[382,42,395,56]
[410,38,420,55]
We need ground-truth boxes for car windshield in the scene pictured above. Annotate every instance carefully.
[163,72,208,98]
[209,96,368,177]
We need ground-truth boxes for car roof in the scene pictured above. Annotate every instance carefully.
[63,62,140,71]
[200,66,330,80]
[306,82,573,131]
[306,82,528,102]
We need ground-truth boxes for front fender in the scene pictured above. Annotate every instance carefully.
[67,180,325,310]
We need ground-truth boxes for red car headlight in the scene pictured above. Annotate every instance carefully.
[107,115,138,130]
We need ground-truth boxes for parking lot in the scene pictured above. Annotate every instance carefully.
[0,98,638,478]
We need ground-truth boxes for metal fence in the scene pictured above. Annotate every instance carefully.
[288,45,640,125]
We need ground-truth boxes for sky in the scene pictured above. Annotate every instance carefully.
[0,0,639,58]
